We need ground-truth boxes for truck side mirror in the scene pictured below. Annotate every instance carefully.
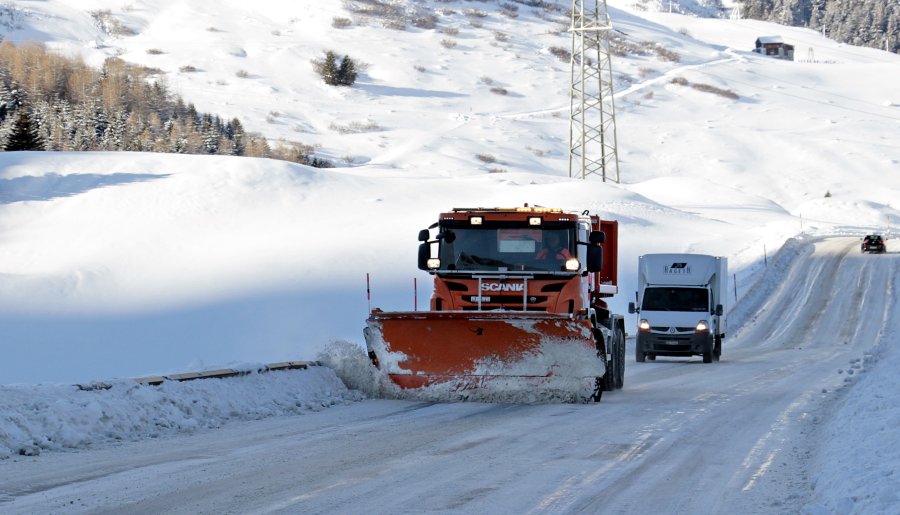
[589,231,605,244]
[715,304,723,316]
[628,302,636,314]
[586,245,602,272]
[417,242,430,271]
[418,229,430,242]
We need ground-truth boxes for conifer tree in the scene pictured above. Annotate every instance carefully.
[337,55,357,86]
[0,41,323,163]
[740,0,897,54]
[320,51,339,86]
[5,109,44,151]
[227,118,245,156]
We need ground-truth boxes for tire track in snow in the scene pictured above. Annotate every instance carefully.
[729,237,853,351]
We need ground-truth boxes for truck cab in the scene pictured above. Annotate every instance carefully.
[417,207,617,316]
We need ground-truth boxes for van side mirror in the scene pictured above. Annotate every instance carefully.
[628,302,637,314]
[715,304,723,316]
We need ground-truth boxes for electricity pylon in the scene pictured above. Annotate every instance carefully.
[569,0,620,183]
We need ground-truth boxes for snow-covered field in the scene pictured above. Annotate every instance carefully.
[0,0,898,513]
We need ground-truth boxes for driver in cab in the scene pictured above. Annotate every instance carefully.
[535,232,572,261]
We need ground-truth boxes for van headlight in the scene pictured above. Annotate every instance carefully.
[695,320,709,333]
[639,319,651,332]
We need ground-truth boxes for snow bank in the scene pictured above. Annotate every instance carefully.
[802,272,900,514]
[0,367,363,459]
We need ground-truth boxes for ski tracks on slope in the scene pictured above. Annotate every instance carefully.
[367,52,743,167]
[496,51,743,123]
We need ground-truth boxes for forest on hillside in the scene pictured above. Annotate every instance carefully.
[737,0,899,54]
[0,42,330,166]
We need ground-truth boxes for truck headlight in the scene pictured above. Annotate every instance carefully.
[564,258,580,271]
[695,320,709,333]
[638,319,650,332]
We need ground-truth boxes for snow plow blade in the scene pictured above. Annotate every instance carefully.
[364,310,605,402]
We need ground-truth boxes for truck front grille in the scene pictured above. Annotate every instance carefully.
[465,295,549,304]
[461,306,547,312]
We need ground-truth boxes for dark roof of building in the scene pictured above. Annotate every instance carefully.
[756,36,785,45]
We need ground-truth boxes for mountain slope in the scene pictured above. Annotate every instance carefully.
[0,0,897,382]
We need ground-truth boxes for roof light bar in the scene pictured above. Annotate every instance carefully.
[516,207,563,214]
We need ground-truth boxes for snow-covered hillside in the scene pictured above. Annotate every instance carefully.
[1,0,896,383]
[0,1,898,513]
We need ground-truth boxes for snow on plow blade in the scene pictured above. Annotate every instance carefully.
[364,311,605,402]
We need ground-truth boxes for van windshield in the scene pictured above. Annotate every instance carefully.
[642,287,708,312]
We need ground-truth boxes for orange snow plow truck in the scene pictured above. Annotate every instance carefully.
[364,206,626,402]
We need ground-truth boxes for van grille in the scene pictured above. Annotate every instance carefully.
[650,326,696,333]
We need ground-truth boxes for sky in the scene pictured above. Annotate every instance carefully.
[0,0,898,513]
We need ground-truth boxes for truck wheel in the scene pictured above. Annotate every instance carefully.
[648,354,656,361]
[602,362,615,392]
[601,341,616,392]
[608,356,619,391]
[593,328,615,392]
[590,377,603,402]
[615,327,626,389]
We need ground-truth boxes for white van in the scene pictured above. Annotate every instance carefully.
[628,254,727,363]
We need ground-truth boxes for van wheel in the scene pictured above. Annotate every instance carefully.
[714,335,722,361]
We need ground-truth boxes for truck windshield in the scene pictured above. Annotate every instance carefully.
[642,287,709,312]
[437,225,575,272]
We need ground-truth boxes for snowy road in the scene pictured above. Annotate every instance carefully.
[1,237,895,514]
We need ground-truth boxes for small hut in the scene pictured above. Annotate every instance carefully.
[753,36,794,61]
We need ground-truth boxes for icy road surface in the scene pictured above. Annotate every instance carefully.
[0,237,894,514]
